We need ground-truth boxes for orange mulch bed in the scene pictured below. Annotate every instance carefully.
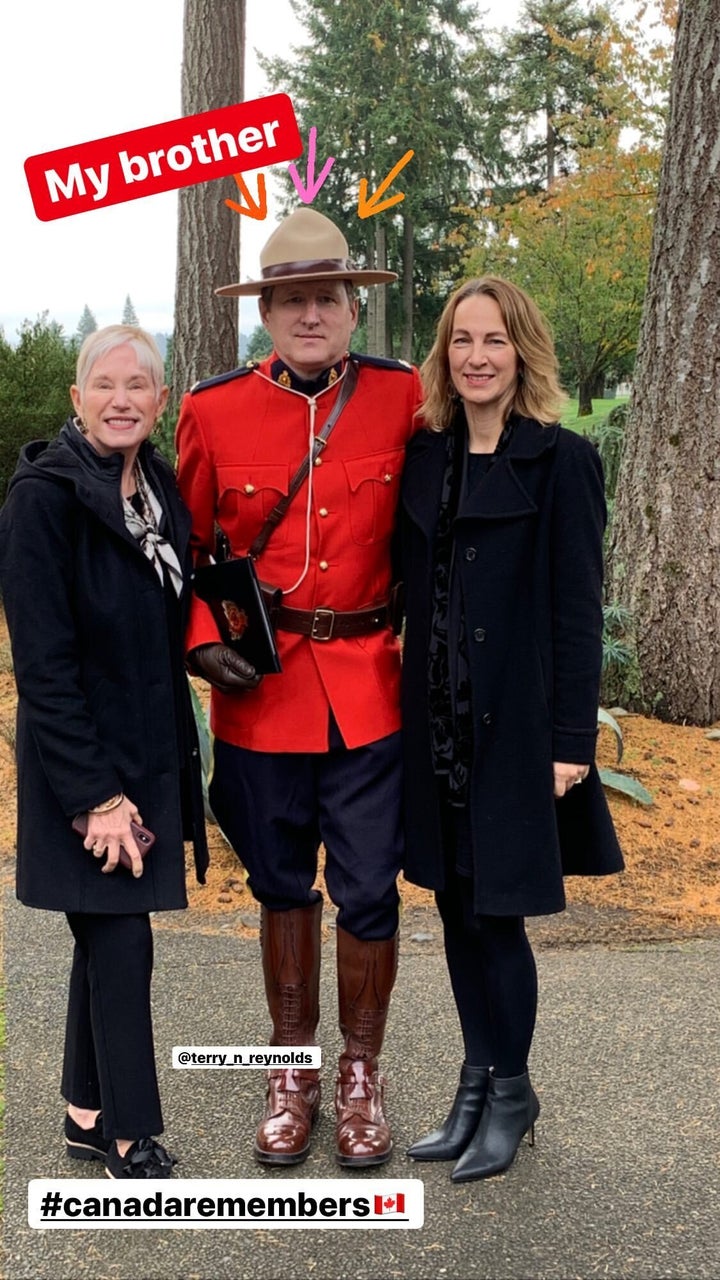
[176,708,720,934]
[1,610,719,937]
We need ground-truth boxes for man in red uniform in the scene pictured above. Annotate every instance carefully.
[176,208,423,1168]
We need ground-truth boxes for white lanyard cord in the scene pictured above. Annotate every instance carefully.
[281,396,316,596]
[249,368,343,597]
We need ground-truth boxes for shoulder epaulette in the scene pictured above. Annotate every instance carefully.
[350,353,414,373]
[190,363,258,394]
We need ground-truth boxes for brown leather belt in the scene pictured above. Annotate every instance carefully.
[275,602,389,641]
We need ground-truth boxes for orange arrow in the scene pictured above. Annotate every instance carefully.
[358,150,414,219]
[224,172,267,220]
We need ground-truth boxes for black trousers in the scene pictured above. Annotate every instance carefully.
[209,721,403,941]
[61,913,163,1140]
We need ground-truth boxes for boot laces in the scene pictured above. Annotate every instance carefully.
[277,983,303,1038]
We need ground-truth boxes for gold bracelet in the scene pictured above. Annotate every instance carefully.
[88,792,124,814]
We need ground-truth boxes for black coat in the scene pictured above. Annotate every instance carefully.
[400,416,623,917]
[0,420,209,914]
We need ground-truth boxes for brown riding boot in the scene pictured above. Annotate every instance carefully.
[254,901,322,1166]
[335,926,398,1167]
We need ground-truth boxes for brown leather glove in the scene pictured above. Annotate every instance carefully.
[189,643,263,694]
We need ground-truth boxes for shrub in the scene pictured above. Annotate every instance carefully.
[0,316,77,499]
[589,402,627,504]
[598,707,652,805]
[601,601,642,710]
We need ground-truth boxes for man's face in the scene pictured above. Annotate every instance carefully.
[259,280,359,378]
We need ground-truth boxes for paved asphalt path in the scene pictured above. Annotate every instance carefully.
[3,887,720,1280]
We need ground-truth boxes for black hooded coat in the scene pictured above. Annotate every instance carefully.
[0,420,208,914]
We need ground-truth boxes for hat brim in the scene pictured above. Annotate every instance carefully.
[215,268,398,297]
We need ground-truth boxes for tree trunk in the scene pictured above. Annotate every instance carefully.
[545,97,555,188]
[607,3,720,724]
[577,380,593,416]
[170,0,244,411]
[366,229,377,355]
[375,221,388,356]
[400,214,414,362]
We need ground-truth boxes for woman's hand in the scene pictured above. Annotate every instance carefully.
[553,762,590,799]
[83,796,144,877]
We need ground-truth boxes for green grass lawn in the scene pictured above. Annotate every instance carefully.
[561,397,628,435]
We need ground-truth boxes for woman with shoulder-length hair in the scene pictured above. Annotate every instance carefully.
[400,277,623,1181]
[0,324,208,1179]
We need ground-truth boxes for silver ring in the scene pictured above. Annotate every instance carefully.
[573,779,583,786]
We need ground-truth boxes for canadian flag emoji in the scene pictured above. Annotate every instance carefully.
[374,1193,406,1215]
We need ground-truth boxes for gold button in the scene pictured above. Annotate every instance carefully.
[384,473,393,483]
[243,483,255,495]
[319,560,329,571]
[319,507,329,517]
[314,456,323,467]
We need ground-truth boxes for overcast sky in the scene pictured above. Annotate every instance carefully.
[2,1,300,339]
[2,0,652,343]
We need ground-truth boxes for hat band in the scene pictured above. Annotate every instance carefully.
[261,257,354,280]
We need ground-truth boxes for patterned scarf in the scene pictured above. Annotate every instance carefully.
[123,461,183,597]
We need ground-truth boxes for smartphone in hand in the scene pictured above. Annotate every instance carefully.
[71,814,156,870]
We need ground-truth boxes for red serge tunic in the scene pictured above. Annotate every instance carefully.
[175,353,423,752]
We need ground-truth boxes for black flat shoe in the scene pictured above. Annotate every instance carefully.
[65,1112,111,1162]
[407,1064,490,1161]
[106,1137,177,1180]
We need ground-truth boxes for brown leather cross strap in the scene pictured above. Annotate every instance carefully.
[274,602,389,642]
[248,358,359,561]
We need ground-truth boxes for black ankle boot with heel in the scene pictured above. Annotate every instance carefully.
[407,1064,490,1162]
[451,1070,539,1182]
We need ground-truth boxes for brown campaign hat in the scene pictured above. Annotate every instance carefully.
[215,207,398,297]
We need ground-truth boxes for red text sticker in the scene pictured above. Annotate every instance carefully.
[24,95,301,222]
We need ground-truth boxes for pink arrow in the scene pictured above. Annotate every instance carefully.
[288,127,335,203]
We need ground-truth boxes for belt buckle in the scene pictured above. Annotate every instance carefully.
[310,607,335,641]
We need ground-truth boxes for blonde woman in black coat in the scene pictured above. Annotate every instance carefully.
[400,278,623,1181]
[0,325,208,1179]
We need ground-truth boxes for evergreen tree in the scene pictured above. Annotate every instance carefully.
[246,324,273,364]
[262,0,496,359]
[164,333,174,388]
[150,333,176,464]
[76,304,98,342]
[483,0,622,192]
[122,294,140,325]
[464,0,672,411]
[0,316,77,497]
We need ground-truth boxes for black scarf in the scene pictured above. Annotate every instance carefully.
[427,407,515,805]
